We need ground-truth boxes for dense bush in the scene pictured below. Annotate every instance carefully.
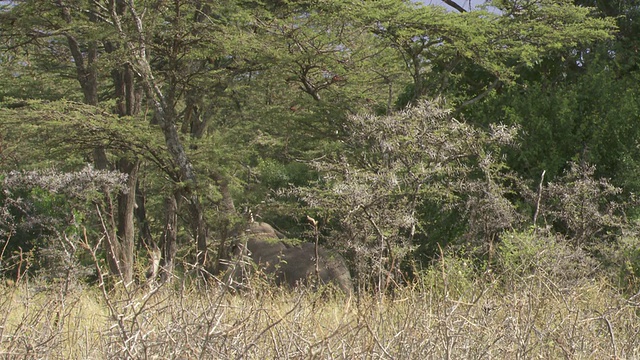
[0,166,126,282]
[496,230,599,286]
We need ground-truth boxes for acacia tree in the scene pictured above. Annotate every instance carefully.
[361,0,615,108]
[284,0,616,291]
[2,0,271,275]
[0,1,147,283]
[464,0,640,195]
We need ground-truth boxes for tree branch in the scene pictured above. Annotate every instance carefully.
[442,0,467,13]
[458,77,501,109]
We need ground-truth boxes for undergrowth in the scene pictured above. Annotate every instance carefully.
[1,251,638,359]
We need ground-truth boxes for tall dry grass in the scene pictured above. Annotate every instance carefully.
[1,260,639,359]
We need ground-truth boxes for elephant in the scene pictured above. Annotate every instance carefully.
[222,221,353,295]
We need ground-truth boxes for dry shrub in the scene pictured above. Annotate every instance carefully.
[299,100,520,292]
[0,281,106,359]
[1,258,639,359]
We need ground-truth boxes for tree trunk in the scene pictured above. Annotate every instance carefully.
[160,193,178,282]
[59,1,98,106]
[110,2,210,268]
[191,199,209,266]
[102,192,121,281]
[134,182,154,250]
[115,158,139,284]
[112,63,143,117]
[211,170,236,243]
[111,60,144,284]
[61,0,143,284]
[60,2,127,281]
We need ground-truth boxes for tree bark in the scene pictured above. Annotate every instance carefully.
[110,58,145,284]
[58,1,98,106]
[95,0,145,284]
[160,193,178,282]
[134,182,154,250]
[115,158,139,284]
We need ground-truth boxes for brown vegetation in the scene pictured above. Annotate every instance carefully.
[1,253,638,359]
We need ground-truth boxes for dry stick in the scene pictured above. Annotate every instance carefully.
[600,315,618,359]
[16,247,24,284]
[236,295,305,360]
[197,283,233,360]
[94,204,146,357]
[95,201,124,287]
[362,209,388,297]
[0,272,19,351]
[438,243,447,299]
[79,227,135,360]
[307,215,320,284]
[363,315,394,360]
[0,233,12,272]
[533,170,546,233]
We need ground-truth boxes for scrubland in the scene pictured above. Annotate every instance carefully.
[2,255,638,360]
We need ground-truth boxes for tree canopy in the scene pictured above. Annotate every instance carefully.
[2,0,638,292]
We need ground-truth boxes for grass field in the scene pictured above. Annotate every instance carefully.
[1,260,639,360]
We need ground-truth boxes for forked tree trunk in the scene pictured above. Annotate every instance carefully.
[60,0,146,284]
[110,61,144,284]
[61,2,139,283]
[109,2,211,268]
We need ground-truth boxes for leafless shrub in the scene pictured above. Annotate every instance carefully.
[3,165,128,199]
[540,162,629,246]
[1,251,638,359]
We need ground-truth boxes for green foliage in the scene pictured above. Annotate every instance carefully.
[496,230,598,287]
[418,250,480,299]
[0,58,81,102]
[471,65,640,191]
[596,234,640,294]
[0,166,126,280]
[575,0,640,76]
[256,159,314,189]
[0,0,632,294]
[0,185,60,276]
[363,0,615,107]
[0,100,166,171]
[492,162,640,293]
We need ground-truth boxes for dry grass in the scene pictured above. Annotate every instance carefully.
[1,268,638,359]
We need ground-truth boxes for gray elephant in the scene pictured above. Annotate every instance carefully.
[223,222,353,294]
